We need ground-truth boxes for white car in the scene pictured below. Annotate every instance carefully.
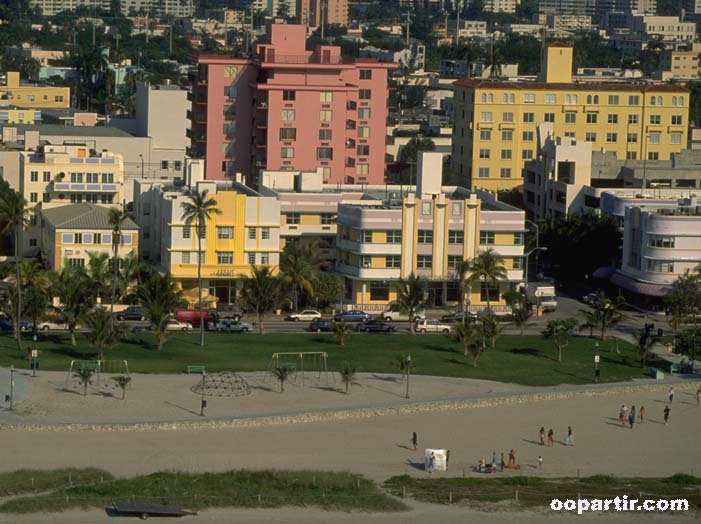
[381,309,426,322]
[286,310,322,322]
[165,319,192,332]
[38,320,68,331]
[415,319,452,333]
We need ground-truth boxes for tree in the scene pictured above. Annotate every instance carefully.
[180,189,221,347]
[398,137,436,165]
[468,249,507,312]
[391,273,427,335]
[86,251,111,304]
[280,245,315,311]
[333,321,351,347]
[339,361,357,394]
[108,207,128,324]
[451,320,481,364]
[23,286,48,335]
[313,271,343,307]
[580,295,624,341]
[636,328,660,371]
[6,260,49,334]
[674,327,701,361]
[84,307,124,361]
[485,40,503,79]
[542,318,579,362]
[503,289,529,335]
[112,375,132,400]
[454,259,472,316]
[271,365,292,393]
[0,189,30,351]
[664,271,701,330]
[275,0,290,19]
[74,367,94,396]
[137,271,183,352]
[50,266,93,346]
[479,313,500,349]
[240,265,281,335]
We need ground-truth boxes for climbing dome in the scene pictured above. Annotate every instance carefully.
[190,372,251,397]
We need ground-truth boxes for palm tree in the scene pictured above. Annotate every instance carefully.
[180,189,221,347]
[580,296,624,341]
[86,251,111,304]
[271,365,293,393]
[469,249,507,313]
[240,265,281,334]
[542,318,579,362]
[0,189,31,350]
[451,320,480,362]
[74,367,94,396]
[636,328,660,371]
[84,307,124,361]
[479,313,500,349]
[391,273,428,335]
[455,259,472,317]
[108,207,128,323]
[502,289,529,335]
[137,271,184,352]
[333,321,351,347]
[6,260,50,334]
[280,248,315,311]
[51,265,93,346]
[118,253,151,303]
[112,375,132,400]
[339,361,357,394]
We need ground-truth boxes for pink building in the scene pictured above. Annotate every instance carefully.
[189,22,396,185]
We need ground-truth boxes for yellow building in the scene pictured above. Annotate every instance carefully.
[41,203,139,272]
[452,44,690,191]
[0,72,70,109]
[134,178,281,305]
[0,107,42,124]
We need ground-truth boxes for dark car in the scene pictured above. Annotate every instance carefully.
[333,310,372,322]
[115,306,147,322]
[440,311,477,323]
[0,319,31,332]
[308,319,334,332]
[356,320,395,333]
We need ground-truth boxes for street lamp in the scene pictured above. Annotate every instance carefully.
[594,342,600,383]
[31,334,38,378]
[524,246,548,290]
[405,355,412,399]
[139,154,145,180]
[7,365,14,410]
[199,372,207,416]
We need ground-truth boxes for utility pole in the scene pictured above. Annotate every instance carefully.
[321,0,326,41]
[455,0,461,46]
[406,10,411,46]
[169,24,173,55]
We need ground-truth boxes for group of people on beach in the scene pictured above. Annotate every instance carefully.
[538,426,574,446]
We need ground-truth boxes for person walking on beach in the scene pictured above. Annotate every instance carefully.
[538,456,543,469]
[639,405,646,423]
[507,449,516,469]
[491,452,498,472]
[663,405,670,425]
[668,386,675,404]
[619,405,627,426]
[547,429,554,447]
[411,432,417,451]
[628,406,636,429]
[539,427,545,446]
[428,452,435,473]
[500,452,505,472]
[565,426,574,446]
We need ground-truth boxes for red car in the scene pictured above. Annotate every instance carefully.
[175,309,217,327]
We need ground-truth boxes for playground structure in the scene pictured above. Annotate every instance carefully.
[65,360,130,389]
[267,352,332,386]
[190,372,251,397]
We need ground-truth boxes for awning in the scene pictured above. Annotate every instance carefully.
[592,266,616,279]
[610,272,673,298]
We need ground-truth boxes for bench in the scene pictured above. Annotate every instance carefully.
[186,365,206,375]
[650,367,664,380]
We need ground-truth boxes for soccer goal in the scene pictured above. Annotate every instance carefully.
[268,352,331,386]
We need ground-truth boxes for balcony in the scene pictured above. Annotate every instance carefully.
[346,101,357,111]
[346,119,356,130]
[345,138,356,149]
[336,261,400,280]
[337,238,402,255]
[53,182,118,193]
[261,53,355,65]
[345,157,355,168]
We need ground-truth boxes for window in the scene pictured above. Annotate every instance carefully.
[480,231,495,245]
[369,281,390,301]
[523,112,534,123]
[522,149,534,159]
[648,133,660,145]
[421,202,432,215]
[286,213,300,224]
[628,95,640,105]
[650,96,662,106]
[649,235,675,248]
[320,213,335,225]
[54,96,64,102]
[358,127,370,138]
[480,130,492,141]
[30,171,38,182]
[182,252,190,264]
[93,232,102,244]
[358,108,371,119]
[523,93,535,104]
[565,113,576,124]
[259,253,269,265]
[586,95,599,104]
[478,167,490,178]
[608,95,619,105]
[101,173,114,183]
[500,149,512,160]
[356,164,369,175]
[607,114,618,124]
[626,152,637,160]
[224,85,237,98]
[386,230,401,243]
[357,145,370,156]
[501,130,513,141]
[217,226,234,239]
[544,113,555,123]
[544,94,556,104]
[606,133,617,143]
[70,172,83,183]
[282,90,296,101]
[649,115,661,125]
[217,252,233,264]
[386,255,401,268]
[479,149,491,159]
[224,66,237,77]
[320,110,332,121]
[418,230,433,244]
[502,112,514,122]
[67,258,85,267]
[501,93,515,104]
[670,133,682,145]
[261,228,270,239]
[628,114,638,125]
[183,226,191,239]
[480,282,500,302]
[359,89,371,99]
[360,69,372,80]
[500,167,512,178]
[512,258,523,269]
[280,128,296,140]
[248,253,256,265]
[451,203,462,216]
[648,152,659,160]
[565,94,578,105]
[480,111,492,122]
[627,133,638,143]
[586,113,597,124]
[447,255,462,270]
[321,167,331,180]
[30,192,37,202]
[319,129,332,140]
[320,91,332,102]
[42,193,50,203]
[43,171,50,182]
[197,225,206,239]
[522,131,534,141]
[74,233,83,244]
[671,115,682,125]
[514,232,524,245]
[317,147,333,160]
[281,147,294,158]
[417,255,432,269]
[647,260,674,273]
[362,231,373,243]
[439,229,463,247]
[281,109,295,121]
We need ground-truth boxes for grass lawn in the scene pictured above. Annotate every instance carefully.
[0,331,660,386]
[384,474,701,509]
[0,470,407,514]
[0,468,113,497]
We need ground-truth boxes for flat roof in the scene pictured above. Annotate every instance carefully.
[1,124,134,138]
[453,79,690,93]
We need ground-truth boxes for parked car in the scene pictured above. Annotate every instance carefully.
[216,304,244,322]
[535,272,557,285]
[176,309,217,327]
[415,319,452,333]
[440,311,477,323]
[0,319,31,332]
[356,320,395,333]
[333,310,372,322]
[308,319,334,332]
[165,319,192,332]
[380,309,426,322]
[37,320,68,331]
[115,306,147,322]
[207,319,252,333]
[286,310,322,322]
[582,293,600,306]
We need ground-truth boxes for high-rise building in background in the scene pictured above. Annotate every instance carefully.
[190,22,396,185]
[29,0,194,17]
[538,0,596,16]
[297,0,349,28]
